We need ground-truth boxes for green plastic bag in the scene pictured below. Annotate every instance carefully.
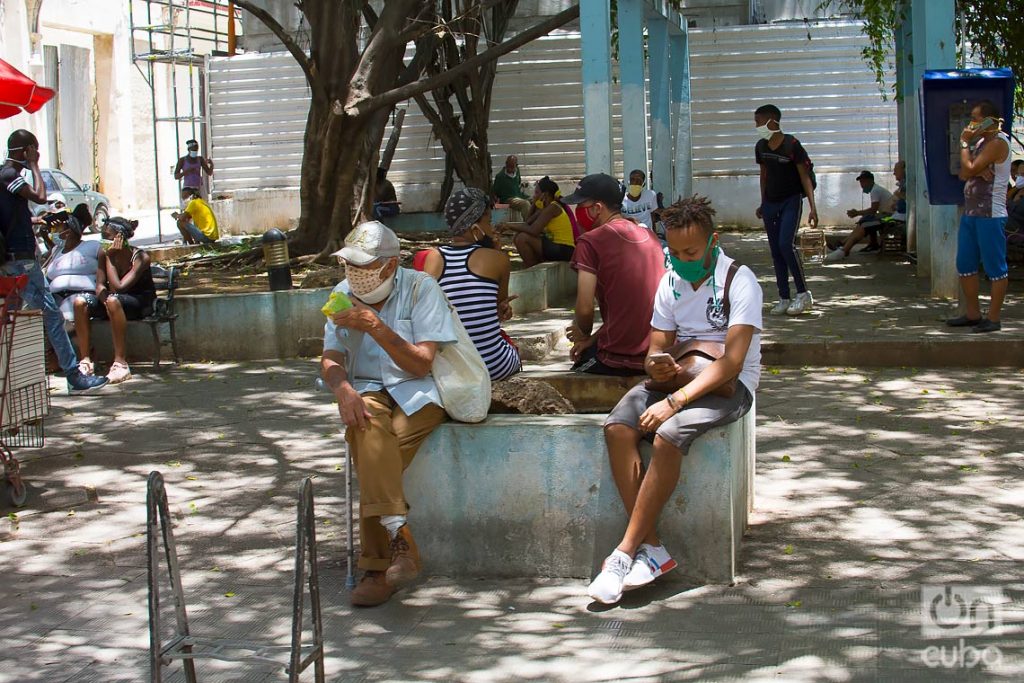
[321,291,354,317]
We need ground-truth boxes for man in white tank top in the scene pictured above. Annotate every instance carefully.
[946,100,1011,334]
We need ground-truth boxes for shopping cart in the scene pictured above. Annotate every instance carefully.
[0,274,51,506]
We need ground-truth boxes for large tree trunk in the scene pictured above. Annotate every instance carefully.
[290,103,391,257]
[234,0,580,257]
[417,1,519,202]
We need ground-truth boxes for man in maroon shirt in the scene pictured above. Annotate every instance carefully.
[564,173,667,375]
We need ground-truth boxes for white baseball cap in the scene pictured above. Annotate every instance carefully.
[332,220,401,266]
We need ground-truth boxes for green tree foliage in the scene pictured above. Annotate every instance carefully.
[829,0,1022,117]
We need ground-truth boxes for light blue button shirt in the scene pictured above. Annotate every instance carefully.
[323,267,457,415]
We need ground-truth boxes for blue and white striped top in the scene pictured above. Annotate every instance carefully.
[436,244,521,381]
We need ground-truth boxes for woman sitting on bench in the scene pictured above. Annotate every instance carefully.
[75,217,156,384]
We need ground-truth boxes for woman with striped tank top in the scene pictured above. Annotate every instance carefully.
[423,188,522,381]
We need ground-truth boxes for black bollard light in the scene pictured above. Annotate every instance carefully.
[262,228,293,291]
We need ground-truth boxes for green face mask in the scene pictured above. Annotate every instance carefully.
[669,234,718,283]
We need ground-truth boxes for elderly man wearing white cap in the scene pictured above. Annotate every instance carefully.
[320,220,457,607]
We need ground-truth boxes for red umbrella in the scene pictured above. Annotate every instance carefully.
[0,58,56,120]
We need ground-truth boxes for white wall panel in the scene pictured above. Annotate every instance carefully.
[209,20,898,223]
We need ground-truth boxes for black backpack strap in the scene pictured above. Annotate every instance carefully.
[780,134,798,161]
[721,261,740,321]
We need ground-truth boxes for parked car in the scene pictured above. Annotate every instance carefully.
[30,168,112,233]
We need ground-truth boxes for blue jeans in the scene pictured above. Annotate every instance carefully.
[761,194,807,300]
[1,259,78,374]
[184,222,215,245]
[373,203,400,221]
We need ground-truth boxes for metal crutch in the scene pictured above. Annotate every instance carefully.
[316,377,356,590]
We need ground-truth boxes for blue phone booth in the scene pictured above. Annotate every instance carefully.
[920,68,1015,205]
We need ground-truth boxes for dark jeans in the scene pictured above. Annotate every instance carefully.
[762,194,807,300]
[373,203,400,221]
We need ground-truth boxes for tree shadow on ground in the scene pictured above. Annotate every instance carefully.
[1,363,1022,681]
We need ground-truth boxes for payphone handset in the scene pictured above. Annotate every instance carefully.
[947,101,973,175]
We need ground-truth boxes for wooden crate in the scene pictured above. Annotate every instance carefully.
[798,229,826,263]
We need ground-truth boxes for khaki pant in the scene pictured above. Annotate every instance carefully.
[345,391,447,570]
[508,197,533,223]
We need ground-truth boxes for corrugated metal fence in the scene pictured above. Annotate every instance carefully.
[209,20,896,216]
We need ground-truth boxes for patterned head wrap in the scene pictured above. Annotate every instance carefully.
[444,188,491,236]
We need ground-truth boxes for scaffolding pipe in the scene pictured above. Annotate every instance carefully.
[130,0,231,243]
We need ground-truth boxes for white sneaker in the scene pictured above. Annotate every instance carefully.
[786,291,814,316]
[587,550,633,604]
[623,544,677,590]
[769,299,791,316]
[824,247,846,263]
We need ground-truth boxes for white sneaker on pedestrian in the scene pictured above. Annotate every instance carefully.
[623,544,677,590]
[769,299,791,316]
[824,247,846,263]
[786,291,814,316]
[587,550,633,604]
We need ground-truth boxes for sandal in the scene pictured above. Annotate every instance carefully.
[106,362,132,384]
[78,358,95,377]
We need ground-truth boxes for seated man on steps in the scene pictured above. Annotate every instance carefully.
[563,173,665,376]
[321,220,457,607]
[589,195,762,605]
[825,170,895,262]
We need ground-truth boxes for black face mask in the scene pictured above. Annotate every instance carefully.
[475,234,496,250]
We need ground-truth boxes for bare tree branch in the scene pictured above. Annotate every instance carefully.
[349,2,579,117]
[361,3,379,30]
[233,0,318,92]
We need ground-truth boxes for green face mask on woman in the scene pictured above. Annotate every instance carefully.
[669,234,718,283]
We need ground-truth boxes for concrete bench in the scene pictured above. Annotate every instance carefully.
[405,404,756,584]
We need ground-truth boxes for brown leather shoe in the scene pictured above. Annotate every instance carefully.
[350,570,396,607]
[385,525,421,588]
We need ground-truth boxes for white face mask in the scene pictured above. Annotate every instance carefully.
[346,260,396,304]
[756,122,778,141]
[188,150,198,158]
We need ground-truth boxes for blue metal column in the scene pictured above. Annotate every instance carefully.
[895,12,914,249]
[910,0,958,297]
[648,16,671,203]
[670,27,692,202]
[580,0,614,175]
[619,0,648,181]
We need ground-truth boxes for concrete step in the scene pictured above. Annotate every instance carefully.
[503,306,573,361]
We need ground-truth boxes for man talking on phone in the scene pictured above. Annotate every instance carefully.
[588,195,761,604]
[1,130,108,394]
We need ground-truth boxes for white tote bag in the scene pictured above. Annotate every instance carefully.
[413,275,491,423]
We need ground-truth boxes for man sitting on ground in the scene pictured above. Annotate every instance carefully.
[825,170,894,262]
[173,187,219,245]
[589,195,761,604]
[492,155,531,222]
[321,220,457,607]
[563,173,665,376]
[373,167,401,221]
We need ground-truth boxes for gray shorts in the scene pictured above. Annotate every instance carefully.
[605,382,753,452]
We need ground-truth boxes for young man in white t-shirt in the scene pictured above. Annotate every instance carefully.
[588,195,763,605]
[621,169,660,230]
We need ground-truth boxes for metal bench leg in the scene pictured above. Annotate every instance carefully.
[148,472,197,683]
[150,323,162,369]
[169,320,181,365]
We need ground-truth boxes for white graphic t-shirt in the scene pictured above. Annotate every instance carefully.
[622,188,659,229]
[650,251,763,392]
